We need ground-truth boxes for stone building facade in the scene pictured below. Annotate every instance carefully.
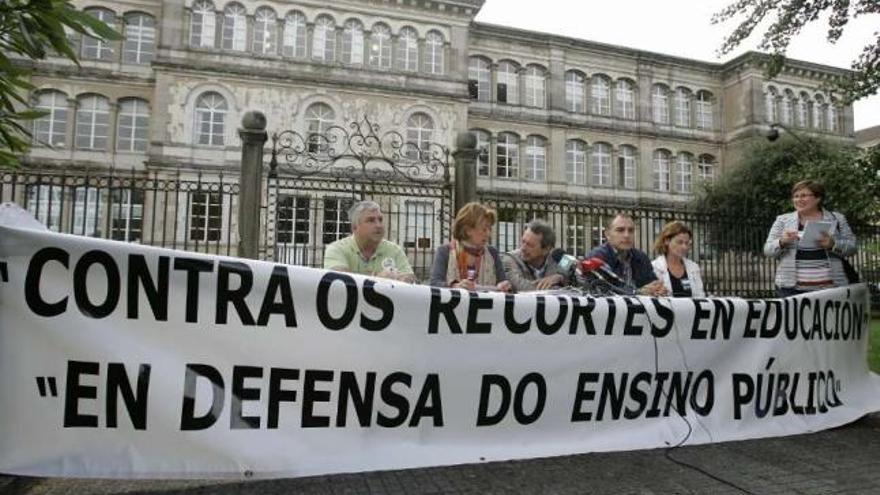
[15,0,856,263]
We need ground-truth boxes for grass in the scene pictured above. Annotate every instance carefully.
[871,319,880,373]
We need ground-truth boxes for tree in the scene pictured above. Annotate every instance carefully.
[0,0,120,167]
[693,136,880,251]
[696,137,880,224]
[713,0,880,103]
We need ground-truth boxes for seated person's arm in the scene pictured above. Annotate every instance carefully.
[375,248,416,283]
[428,246,451,287]
[502,253,536,292]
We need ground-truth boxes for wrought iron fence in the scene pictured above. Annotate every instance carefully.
[3,167,877,308]
[0,168,239,256]
[479,190,880,306]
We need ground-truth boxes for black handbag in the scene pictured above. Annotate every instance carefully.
[833,213,860,284]
[840,257,860,284]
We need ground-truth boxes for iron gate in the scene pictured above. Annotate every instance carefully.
[261,116,453,281]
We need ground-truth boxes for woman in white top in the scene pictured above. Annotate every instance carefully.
[651,221,705,297]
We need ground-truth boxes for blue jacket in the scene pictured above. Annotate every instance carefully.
[588,243,658,289]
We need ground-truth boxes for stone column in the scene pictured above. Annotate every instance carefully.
[453,131,477,213]
[238,111,268,259]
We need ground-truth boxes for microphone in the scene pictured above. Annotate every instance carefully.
[579,257,633,295]
[550,248,577,269]
[551,248,577,281]
[586,257,626,285]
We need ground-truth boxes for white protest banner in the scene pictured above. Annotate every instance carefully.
[1,205,879,479]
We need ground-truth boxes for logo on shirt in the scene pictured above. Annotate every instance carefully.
[381,257,396,271]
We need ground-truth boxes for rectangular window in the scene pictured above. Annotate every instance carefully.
[565,214,586,257]
[189,192,223,242]
[495,208,518,254]
[322,198,352,245]
[110,189,144,242]
[696,100,713,130]
[277,195,311,244]
[73,187,102,236]
[26,184,63,231]
[618,154,636,189]
[525,140,545,181]
[404,201,433,249]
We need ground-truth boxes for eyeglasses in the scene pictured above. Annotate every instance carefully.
[792,193,815,199]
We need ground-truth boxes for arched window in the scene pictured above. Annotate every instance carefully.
[468,57,491,102]
[75,94,110,150]
[565,71,585,113]
[252,7,277,55]
[305,102,335,152]
[397,27,418,71]
[652,84,670,124]
[117,98,149,152]
[221,3,247,51]
[675,153,693,193]
[33,90,68,147]
[566,139,587,185]
[473,129,490,177]
[424,31,444,75]
[765,86,778,123]
[591,75,611,115]
[342,20,364,64]
[406,112,433,160]
[525,136,546,181]
[780,90,794,126]
[813,94,826,131]
[828,102,839,133]
[674,87,691,127]
[82,8,116,60]
[615,80,635,120]
[312,15,336,62]
[618,145,637,189]
[698,155,715,182]
[696,90,714,130]
[123,13,155,64]
[190,0,216,48]
[282,11,307,58]
[797,92,811,128]
[369,23,392,68]
[496,132,519,178]
[653,149,671,191]
[194,92,227,146]
[524,65,545,108]
[496,61,519,105]
[591,142,612,186]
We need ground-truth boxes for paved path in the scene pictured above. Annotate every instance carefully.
[2,416,879,495]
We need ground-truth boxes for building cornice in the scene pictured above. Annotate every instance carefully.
[152,54,469,101]
[471,23,853,82]
[296,0,484,20]
[720,51,853,82]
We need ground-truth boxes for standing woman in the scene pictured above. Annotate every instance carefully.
[764,180,857,297]
[652,221,705,297]
[429,202,512,292]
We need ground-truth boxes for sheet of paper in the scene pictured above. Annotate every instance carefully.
[799,220,833,248]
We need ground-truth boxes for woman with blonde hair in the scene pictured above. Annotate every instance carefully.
[429,202,512,292]
[651,221,705,297]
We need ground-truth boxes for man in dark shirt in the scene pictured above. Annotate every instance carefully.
[588,213,667,296]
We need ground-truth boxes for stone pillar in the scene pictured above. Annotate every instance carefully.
[238,111,267,259]
[453,131,477,214]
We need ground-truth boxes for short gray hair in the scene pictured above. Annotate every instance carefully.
[526,219,555,249]
[348,200,381,229]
